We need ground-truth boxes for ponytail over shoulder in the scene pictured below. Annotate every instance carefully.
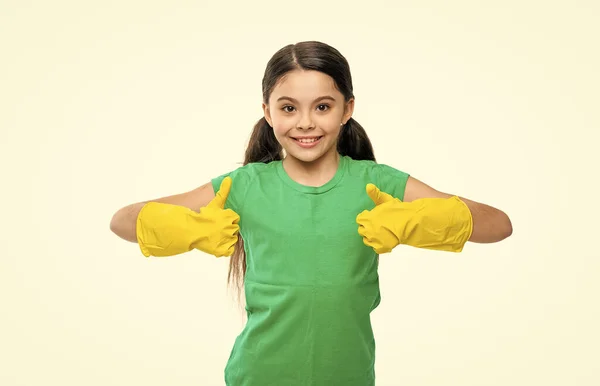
[337,118,376,162]
[244,117,283,165]
[228,117,283,300]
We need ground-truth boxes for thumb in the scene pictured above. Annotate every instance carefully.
[208,176,232,209]
[366,183,395,205]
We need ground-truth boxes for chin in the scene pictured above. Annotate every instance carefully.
[286,151,322,164]
[283,138,337,164]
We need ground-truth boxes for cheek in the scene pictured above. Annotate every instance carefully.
[318,115,343,134]
[272,126,297,143]
[270,115,294,136]
[272,125,287,139]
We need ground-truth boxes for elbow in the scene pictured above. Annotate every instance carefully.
[109,211,122,236]
[498,212,513,241]
[109,205,142,243]
[469,210,513,244]
[504,216,513,239]
[109,208,132,240]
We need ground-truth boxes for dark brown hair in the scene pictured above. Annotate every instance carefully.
[228,41,376,297]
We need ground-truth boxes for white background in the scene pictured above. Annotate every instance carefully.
[1,1,598,385]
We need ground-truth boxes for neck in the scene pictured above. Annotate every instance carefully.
[282,150,340,187]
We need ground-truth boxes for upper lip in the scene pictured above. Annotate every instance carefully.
[292,136,323,139]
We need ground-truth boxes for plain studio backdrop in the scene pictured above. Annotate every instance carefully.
[1,1,598,385]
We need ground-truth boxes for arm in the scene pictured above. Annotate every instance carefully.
[403,176,513,243]
[109,182,216,243]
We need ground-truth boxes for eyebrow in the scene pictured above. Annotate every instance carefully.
[276,95,336,103]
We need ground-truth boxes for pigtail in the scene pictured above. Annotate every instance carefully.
[228,117,283,300]
[337,118,376,162]
[244,118,283,165]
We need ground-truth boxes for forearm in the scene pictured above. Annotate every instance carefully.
[388,176,512,251]
[109,182,217,244]
[458,196,512,243]
[110,202,147,243]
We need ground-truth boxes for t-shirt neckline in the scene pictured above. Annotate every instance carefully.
[276,154,348,194]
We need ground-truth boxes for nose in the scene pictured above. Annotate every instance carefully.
[296,111,315,131]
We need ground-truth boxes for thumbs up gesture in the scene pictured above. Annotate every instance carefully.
[194,176,241,257]
[356,183,473,254]
[136,176,240,258]
[356,184,403,254]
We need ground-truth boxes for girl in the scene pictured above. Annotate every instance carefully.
[110,41,512,386]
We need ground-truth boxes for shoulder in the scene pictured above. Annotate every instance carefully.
[345,156,411,200]
[211,161,274,191]
[210,161,278,212]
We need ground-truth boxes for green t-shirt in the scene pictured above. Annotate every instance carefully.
[211,154,410,386]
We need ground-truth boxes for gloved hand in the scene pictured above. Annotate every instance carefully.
[356,183,473,254]
[136,177,240,258]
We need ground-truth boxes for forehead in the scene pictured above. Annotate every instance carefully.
[271,70,341,100]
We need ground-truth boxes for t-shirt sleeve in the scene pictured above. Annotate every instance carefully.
[375,163,410,201]
[211,166,251,215]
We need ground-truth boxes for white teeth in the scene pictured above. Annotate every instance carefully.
[296,137,320,143]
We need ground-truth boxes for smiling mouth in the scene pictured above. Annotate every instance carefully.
[292,136,323,143]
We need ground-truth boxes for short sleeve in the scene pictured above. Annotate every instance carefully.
[211,166,251,215]
[376,163,410,201]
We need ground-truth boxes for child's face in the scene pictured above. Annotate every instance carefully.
[263,69,354,164]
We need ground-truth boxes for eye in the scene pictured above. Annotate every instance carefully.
[282,105,296,113]
[317,104,330,111]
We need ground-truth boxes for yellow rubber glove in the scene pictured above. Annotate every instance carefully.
[356,183,473,254]
[136,177,240,258]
